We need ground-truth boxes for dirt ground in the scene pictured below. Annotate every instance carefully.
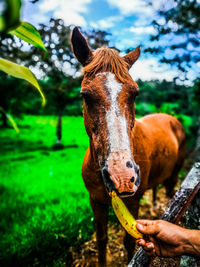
[69,184,182,267]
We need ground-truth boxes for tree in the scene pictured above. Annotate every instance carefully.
[0,18,110,145]
[146,0,200,81]
[145,3,200,265]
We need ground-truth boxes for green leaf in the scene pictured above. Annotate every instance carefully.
[0,107,19,133]
[0,58,46,106]
[0,0,21,32]
[6,114,20,133]
[9,22,47,52]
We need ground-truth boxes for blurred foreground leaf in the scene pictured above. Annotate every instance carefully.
[0,0,21,32]
[0,58,46,106]
[9,22,47,52]
[0,106,19,132]
[6,113,19,133]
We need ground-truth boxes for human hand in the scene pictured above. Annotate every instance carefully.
[136,220,188,257]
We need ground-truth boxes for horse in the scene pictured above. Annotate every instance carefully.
[71,27,186,266]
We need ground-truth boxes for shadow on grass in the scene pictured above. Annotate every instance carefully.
[0,186,94,267]
[0,229,72,267]
[0,217,94,267]
[0,138,81,162]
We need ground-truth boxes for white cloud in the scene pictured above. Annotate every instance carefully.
[129,57,179,81]
[90,16,123,29]
[129,25,156,35]
[106,0,153,16]
[106,0,175,16]
[37,0,92,27]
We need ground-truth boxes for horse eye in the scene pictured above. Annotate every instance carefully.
[135,90,139,96]
[130,90,139,99]
[81,91,94,105]
[81,91,90,99]
[128,91,136,101]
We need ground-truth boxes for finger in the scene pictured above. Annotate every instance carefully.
[136,239,146,246]
[136,221,159,235]
[151,238,162,257]
[145,242,155,251]
[136,219,155,226]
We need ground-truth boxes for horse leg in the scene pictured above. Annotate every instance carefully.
[164,165,181,198]
[164,159,185,198]
[90,198,108,266]
[123,198,140,262]
[164,139,185,198]
[153,186,157,205]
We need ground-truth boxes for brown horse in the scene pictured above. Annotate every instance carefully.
[71,27,186,266]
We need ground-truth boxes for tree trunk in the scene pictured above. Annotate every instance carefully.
[180,117,200,267]
[56,113,62,144]
[128,164,200,267]
[52,113,64,150]
[194,118,200,162]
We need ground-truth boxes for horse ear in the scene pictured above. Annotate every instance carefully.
[123,46,141,69]
[71,27,92,66]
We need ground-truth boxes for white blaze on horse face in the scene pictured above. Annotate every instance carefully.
[105,72,131,153]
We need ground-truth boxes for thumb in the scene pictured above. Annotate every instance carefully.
[136,220,159,235]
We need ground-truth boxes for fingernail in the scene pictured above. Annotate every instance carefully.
[137,223,144,230]
[147,244,153,249]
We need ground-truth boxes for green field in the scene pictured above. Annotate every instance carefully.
[0,114,193,266]
[0,115,95,266]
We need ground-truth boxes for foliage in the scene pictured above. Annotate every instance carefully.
[0,0,21,32]
[136,79,199,145]
[0,18,110,123]
[146,0,200,80]
[83,28,110,49]
[9,22,47,52]
[0,106,19,133]
[0,57,45,106]
[1,71,198,146]
[0,0,47,128]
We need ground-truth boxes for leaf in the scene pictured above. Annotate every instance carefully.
[9,22,47,52]
[0,107,19,133]
[6,114,20,133]
[0,58,46,106]
[0,0,21,32]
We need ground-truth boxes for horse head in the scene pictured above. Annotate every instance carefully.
[71,27,141,197]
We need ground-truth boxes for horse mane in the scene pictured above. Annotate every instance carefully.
[83,47,131,83]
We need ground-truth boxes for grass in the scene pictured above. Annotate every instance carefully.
[0,115,95,266]
[0,114,194,266]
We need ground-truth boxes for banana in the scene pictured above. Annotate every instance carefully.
[111,191,143,239]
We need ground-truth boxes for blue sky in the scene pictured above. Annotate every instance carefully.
[21,0,196,83]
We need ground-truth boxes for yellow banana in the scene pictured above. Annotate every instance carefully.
[111,191,143,239]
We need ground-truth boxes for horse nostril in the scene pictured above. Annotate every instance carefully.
[126,161,133,168]
[102,166,109,179]
[130,177,135,183]
[134,164,140,176]
[102,166,116,192]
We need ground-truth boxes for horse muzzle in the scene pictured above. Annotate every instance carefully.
[102,152,140,197]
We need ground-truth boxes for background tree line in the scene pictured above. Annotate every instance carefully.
[0,0,200,147]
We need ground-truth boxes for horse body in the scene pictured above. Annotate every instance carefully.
[81,113,185,264]
[71,27,186,265]
[133,114,185,193]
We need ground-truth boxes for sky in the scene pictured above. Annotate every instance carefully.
[21,0,190,82]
